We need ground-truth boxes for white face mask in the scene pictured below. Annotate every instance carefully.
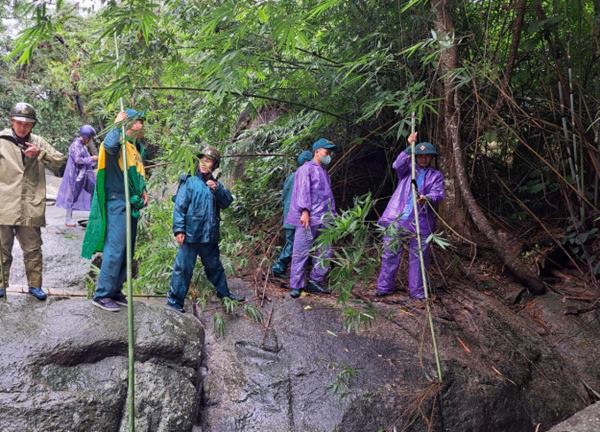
[319,154,332,166]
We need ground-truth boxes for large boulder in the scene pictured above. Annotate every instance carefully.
[548,401,600,432]
[0,297,204,432]
[199,280,596,432]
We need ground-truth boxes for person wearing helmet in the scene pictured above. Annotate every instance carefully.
[286,138,338,298]
[0,102,66,300]
[166,146,245,312]
[82,109,148,312]
[56,125,99,227]
[271,150,313,278]
[375,132,445,300]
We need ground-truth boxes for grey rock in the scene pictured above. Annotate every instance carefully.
[0,297,204,432]
[198,280,595,432]
[548,401,600,432]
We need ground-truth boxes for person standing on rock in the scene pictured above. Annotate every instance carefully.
[271,149,313,278]
[82,109,148,312]
[286,138,337,298]
[56,125,98,227]
[0,102,66,300]
[167,147,245,312]
[375,132,445,300]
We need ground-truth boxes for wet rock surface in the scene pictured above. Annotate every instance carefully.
[0,298,204,432]
[198,280,599,432]
[548,401,600,432]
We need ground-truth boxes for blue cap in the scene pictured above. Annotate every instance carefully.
[312,137,337,152]
[125,108,146,121]
[414,142,437,155]
[297,150,313,166]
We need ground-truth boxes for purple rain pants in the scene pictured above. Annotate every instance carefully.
[376,231,430,299]
[289,224,331,290]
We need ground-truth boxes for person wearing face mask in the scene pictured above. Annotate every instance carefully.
[166,147,245,312]
[82,109,148,312]
[271,149,313,278]
[0,102,66,300]
[375,132,445,300]
[285,138,337,298]
[56,125,98,227]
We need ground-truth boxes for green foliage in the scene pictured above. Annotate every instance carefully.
[342,305,375,334]
[85,262,100,299]
[327,362,358,400]
[221,296,239,315]
[426,232,452,251]
[134,171,177,295]
[213,312,225,338]
[243,304,263,323]
[315,194,381,304]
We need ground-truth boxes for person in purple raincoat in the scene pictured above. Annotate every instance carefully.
[375,132,445,299]
[286,138,337,298]
[56,125,98,227]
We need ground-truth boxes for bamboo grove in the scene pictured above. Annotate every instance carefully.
[4,0,600,302]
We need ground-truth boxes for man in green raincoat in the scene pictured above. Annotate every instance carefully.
[82,109,147,312]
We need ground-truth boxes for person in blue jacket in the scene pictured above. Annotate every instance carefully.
[271,150,313,277]
[167,147,245,312]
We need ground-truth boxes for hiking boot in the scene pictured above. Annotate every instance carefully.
[28,287,47,301]
[306,280,331,294]
[166,303,185,313]
[375,290,393,297]
[112,292,128,306]
[272,270,286,278]
[217,292,245,302]
[290,289,301,298]
[92,297,119,312]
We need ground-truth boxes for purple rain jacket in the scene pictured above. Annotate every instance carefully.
[285,160,336,227]
[378,151,445,234]
[56,137,96,211]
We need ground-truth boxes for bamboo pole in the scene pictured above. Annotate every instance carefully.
[558,83,579,206]
[567,45,585,221]
[0,234,6,302]
[114,33,136,432]
[409,112,443,382]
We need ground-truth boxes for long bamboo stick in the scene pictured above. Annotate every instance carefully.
[114,33,136,432]
[0,233,6,302]
[409,112,443,382]
[567,45,585,221]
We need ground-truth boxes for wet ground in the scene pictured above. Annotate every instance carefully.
[6,170,90,295]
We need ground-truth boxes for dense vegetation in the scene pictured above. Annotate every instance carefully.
[4,1,599,305]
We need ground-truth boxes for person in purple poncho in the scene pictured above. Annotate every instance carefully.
[56,125,98,227]
[286,138,337,298]
[375,132,445,300]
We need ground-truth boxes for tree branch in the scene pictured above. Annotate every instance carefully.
[136,85,347,120]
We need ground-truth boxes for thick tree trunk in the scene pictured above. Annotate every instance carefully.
[437,95,471,236]
[432,0,546,294]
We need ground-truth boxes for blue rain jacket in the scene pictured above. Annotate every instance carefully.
[282,172,295,229]
[173,172,234,244]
